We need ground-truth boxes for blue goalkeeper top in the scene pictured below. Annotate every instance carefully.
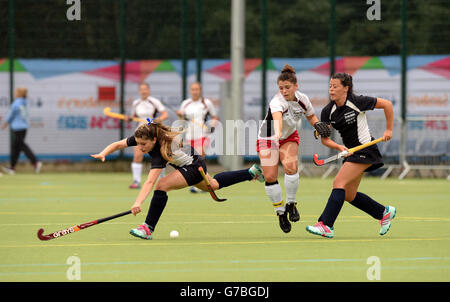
[5,97,29,131]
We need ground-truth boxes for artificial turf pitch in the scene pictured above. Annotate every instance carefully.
[0,172,449,282]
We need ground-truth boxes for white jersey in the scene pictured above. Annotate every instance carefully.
[178,97,217,140]
[258,91,315,140]
[131,96,166,125]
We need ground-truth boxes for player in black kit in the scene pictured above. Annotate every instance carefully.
[306,73,397,238]
[91,119,264,240]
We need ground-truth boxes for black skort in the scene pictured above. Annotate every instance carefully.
[172,158,208,186]
[343,144,384,172]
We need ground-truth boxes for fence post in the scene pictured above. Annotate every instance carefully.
[181,0,188,100]
[399,0,408,177]
[8,0,15,159]
[261,0,267,120]
[196,0,202,83]
[119,0,126,158]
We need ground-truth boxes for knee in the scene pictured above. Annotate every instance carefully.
[345,191,357,202]
[155,181,168,192]
[264,173,278,184]
[134,155,143,162]
[332,179,346,189]
[283,165,298,175]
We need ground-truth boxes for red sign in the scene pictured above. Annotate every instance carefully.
[98,86,116,101]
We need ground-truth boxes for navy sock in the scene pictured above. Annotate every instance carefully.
[145,190,168,232]
[318,188,345,228]
[349,192,385,220]
[265,180,278,186]
[213,169,253,189]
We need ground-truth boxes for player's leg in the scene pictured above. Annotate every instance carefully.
[306,162,369,238]
[189,138,205,193]
[259,146,291,233]
[345,172,396,235]
[130,170,189,240]
[16,130,38,165]
[194,165,263,192]
[279,141,300,222]
[10,130,24,169]
[130,146,145,189]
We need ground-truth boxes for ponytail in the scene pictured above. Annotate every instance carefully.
[134,122,183,162]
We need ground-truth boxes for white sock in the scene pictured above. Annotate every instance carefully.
[265,182,285,214]
[284,173,299,205]
[131,162,143,183]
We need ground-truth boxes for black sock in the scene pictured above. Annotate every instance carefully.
[318,188,345,228]
[145,190,168,232]
[213,169,253,189]
[349,192,385,220]
[265,180,278,186]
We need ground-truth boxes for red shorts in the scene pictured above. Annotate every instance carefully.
[187,137,210,151]
[256,130,299,152]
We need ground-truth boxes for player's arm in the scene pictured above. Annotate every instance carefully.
[131,168,163,215]
[272,111,283,139]
[306,114,319,127]
[90,138,128,162]
[320,136,348,153]
[154,110,169,123]
[375,98,393,142]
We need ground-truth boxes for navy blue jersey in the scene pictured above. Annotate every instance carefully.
[126,136,202,169]
[321,94,377,148]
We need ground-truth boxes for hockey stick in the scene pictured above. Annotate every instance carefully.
[37,210,132,241]
[313,137,383,166]
[198,167,227,202]
[103,107,144,123]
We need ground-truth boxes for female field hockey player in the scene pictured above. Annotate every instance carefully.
[257,64,330,233]
[126,82,168,189]
[176,82,219,193]
[91,119,264,240]
[306,72,396,238]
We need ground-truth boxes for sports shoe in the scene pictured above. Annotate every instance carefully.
[1,166,15,175]
[306,221,334,238]
[34,161,42,174]
[248,164,265,182]
[129,180,141,189]
[379,206,396,236]
[285,202,300,222]
[277,211,291,233]
[129,223,153,240]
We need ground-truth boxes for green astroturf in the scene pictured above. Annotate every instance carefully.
[0,173,449,282]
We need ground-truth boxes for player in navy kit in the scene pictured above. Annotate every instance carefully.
[91,119,264,240]
[306,73,396,238]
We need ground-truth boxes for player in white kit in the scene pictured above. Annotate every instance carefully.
[127,83,168,189]
[177,82,219,193]
[257,64,330,233]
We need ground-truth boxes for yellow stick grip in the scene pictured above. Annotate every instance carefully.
[198,167,211,186]
[103,107,144,123]
[348,137,383,154]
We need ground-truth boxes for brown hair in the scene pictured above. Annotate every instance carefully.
[15,87,28,98]
[134,122,183,162]
[277,64,297,84]
[139,82,150,89]
[331,73,354,96]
